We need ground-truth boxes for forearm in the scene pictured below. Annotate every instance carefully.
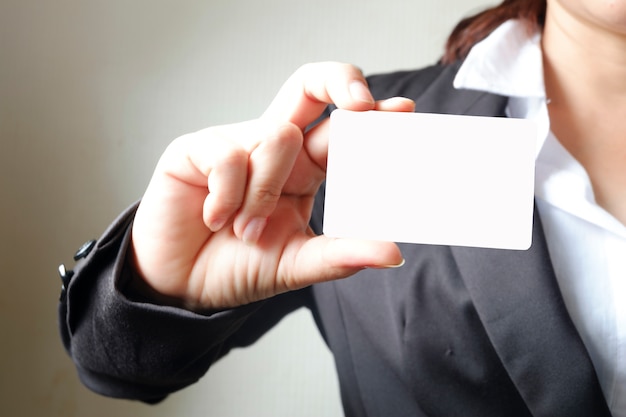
[58,203,266,402]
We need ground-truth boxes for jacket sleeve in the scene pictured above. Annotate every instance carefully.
[58,203,311,403]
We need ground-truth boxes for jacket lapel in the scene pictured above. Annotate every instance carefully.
[412,64,611,416]
[451,216,610,416]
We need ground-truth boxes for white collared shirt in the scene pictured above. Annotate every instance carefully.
[454,19,626,415]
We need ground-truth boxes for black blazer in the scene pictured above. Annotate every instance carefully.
[59,62,612,416]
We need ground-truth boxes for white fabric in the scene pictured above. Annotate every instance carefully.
[454,19,626,415]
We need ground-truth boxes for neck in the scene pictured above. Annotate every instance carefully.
[542,0,626,225]
[542,1,626,107]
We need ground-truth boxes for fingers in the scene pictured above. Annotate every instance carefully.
[262,62,376,129]
[232,123,304,243]
[202,139,249,232]
[375,96,415,112]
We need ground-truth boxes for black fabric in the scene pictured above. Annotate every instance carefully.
[59,62,611,416]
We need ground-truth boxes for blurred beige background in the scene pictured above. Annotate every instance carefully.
[0,0,489,415]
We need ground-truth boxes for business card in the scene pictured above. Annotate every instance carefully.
[323,109,536,250]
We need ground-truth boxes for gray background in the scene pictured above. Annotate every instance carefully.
[0,0,489,415]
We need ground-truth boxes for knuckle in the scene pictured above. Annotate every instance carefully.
[215,189,244,211]
[251,182,282,206]
[271,122,303,149]
[217,144,248,168]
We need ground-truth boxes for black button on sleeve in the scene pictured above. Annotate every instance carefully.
[57,263,74,301]
[74,239,97,261]
[58,264,74,290]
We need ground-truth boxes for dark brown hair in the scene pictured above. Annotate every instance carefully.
[442,0,547,64]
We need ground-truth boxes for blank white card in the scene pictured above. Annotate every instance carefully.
[323,110,537,250]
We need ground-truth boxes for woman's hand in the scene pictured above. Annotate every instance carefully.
[130,62,415,310]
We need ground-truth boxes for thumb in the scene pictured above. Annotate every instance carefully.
[282,236,405,288]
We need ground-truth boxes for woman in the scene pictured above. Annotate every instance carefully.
[59,0,625,415]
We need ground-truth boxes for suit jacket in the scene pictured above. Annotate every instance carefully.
[59,61,612,416]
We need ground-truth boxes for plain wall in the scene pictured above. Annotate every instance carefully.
[0,0,489,415]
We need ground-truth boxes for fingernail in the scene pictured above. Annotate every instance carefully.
[388,258,406,268]
[209,217,227,232]
[242,217,267,244]
[367,258,406,269]
[349,80,374,104]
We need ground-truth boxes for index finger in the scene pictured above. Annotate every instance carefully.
[261,62,376,129]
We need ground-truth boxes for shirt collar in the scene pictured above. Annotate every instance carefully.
[453,19,545,98]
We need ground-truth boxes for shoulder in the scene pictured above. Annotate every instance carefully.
[367,61,507,117]
[366,61,462,102]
